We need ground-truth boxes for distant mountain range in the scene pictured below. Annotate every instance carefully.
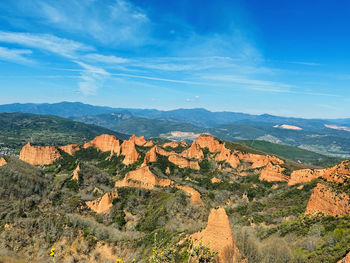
[1,101,350,158]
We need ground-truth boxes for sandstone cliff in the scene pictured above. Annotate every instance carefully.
[191,207,244,263]
[0,157,7,167]
[163,141,179,148]
[338,252,350,263]
[168,154,200,170]
[83,134,121,155]
[72,164,80,180]
[59,144,81,155]
[144,140,154,147]
[238,153,284,169]
[143,146,158,165]
[19,142,61,165]
[181,141,204,160]
[115,166,173,190]
[215,146,240,168]
[259,163,289,182]
[305,183,350,217]
[196,134,223,152]
[175,185,202,204]
[289,160,350,186]
[129,134,146,146]
[86,191,118,214]
[121,139,140,165]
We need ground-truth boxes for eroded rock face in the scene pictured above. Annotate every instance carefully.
[196,134,223,152]
[72,164,80,180]
[163,141,179,148]
[129,134,146,146]
[143,146,158,165]
[181,141,204,160]
[338,252,350,263]
[19,142,61,165]
[0,157,7,167]
[86,191,118,214]
[121,139,140,165]
[115,166,173,190]
[211,177,222,183]
[215,146,240,168]
[168,154,200,170]
[305,183,350,217]
[59,144,81,155]
[238,153,284,169]
[289,160,350,186]
[191,207,244,262]
[259,163,288,182]
[144,140,154,147]
[175,185,202,204]
[83,134,121,155]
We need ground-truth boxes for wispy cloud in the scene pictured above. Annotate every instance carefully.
[36,0,150,46]
[0,46,33,64]
[289,61,322,66]
[83,53,128,64]
[0,31,93,58]
[75,61,109,96]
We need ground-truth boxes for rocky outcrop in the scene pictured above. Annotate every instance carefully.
[144,140,154,147]
[72,164,80,180]
[259,163,288,182]
[0,157,7,167]
[19,142,61,165]
[196,134,223,152]
[168,154,200,170]
[191,207,244,263]
[83,134,121,155]
[115,166,173,190]
[86,191,118,214]
[163,141,179,148]
[305,183,350,217]
[238,153,284,169]
[129,134,146,146]
[121,139,140,165]
[180,140,188,147]
[59,144,81,155]
[181,141,204,160]
[215,146,240,168]
[211,177,222,183]
[289,160,350,186]
[143,146,158,165]
[176,185,202,204]
[155,146,176,157]
[338,252,350,263]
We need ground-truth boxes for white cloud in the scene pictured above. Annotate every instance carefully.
[0,31,93,58]
[83,53,128,64]
[36,0,150,46]
[0,46,33,64]
[75,61,109,96]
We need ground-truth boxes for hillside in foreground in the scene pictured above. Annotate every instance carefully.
[0,133,349,262]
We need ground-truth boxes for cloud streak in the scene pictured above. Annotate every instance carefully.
[0,46,33,64]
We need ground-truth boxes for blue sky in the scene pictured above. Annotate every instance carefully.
[0,0,349,118]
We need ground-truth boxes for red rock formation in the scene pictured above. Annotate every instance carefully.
[338,252,350,263]
[238,153,284,169]
[165,167,171,175]
[129,134,146,146]
[289,160,350,186]
[19,142,61,165]
[215,146,240,168]
[181,141,204,160]
[305,183,350,217]
[72,164,80,180]
[144,140,154,147]
[191,207,244,263]
[121,139,140,165]
[259,163,288,182]
[59,144,81,155]
[86,191,118,214]
[168,154,200,170]
[196,134,223,152]
[176,185,202,204]
[0,157,7,167]
[143,146,158,165]
[211,177,222,183]
[180,140,188,147]
[83,134,121,155]
[115,166,173,190]
[163,141,179,148]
